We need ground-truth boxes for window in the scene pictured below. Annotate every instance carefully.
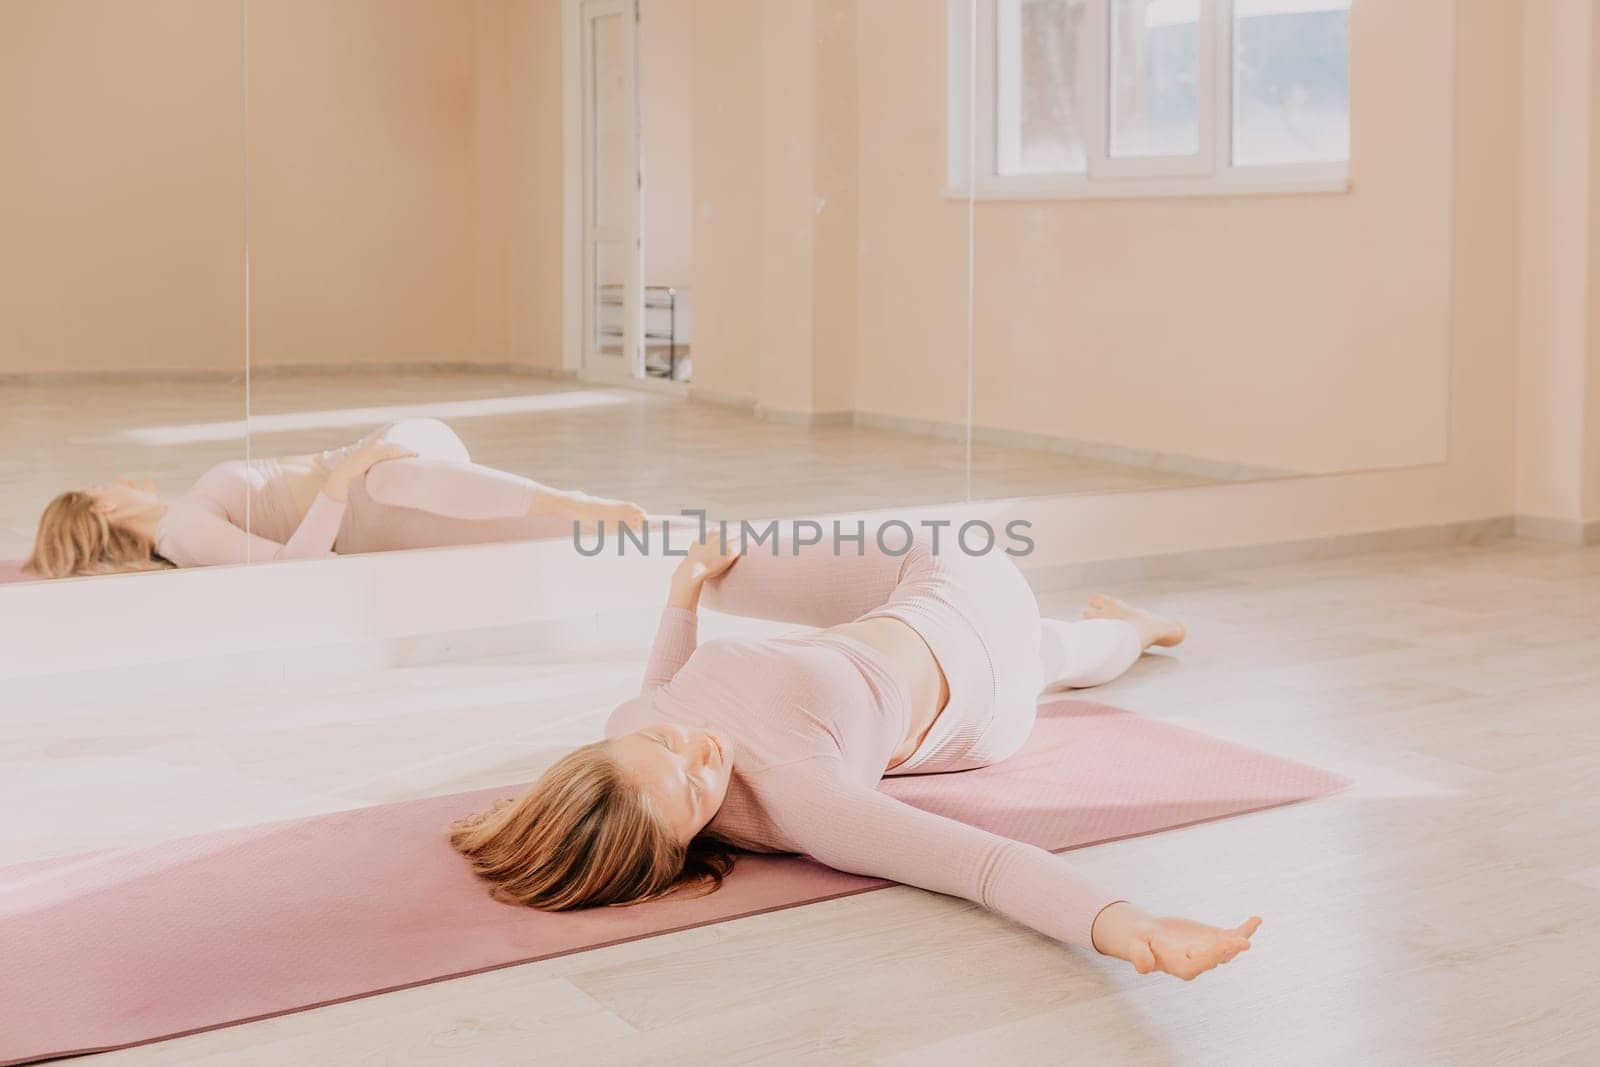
[1232,0,1351,166]
[1109,0,1202,160]
[948,0,1351,198]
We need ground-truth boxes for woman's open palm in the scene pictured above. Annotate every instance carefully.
[1129,916,1261,980]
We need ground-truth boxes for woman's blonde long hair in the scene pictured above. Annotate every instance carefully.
[450,740,736,910]
[26,491,174,579]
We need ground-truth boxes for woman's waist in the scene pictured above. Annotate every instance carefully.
[824,618,936,681]
[787,622,935,726]
[274,454,332,520]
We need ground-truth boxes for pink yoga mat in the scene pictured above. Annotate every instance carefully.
[0,560,34,584]
[0,701,1348,1065]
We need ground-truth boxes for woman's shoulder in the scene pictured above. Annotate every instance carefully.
[707,769,828,854]
[602,694,652,739]
[167,462,249,517]
[189,458,252,489]
[713,756,859,853]
[734,752,852,796]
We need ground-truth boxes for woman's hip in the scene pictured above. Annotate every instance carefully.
[868,541,1045,772]
[870,541,1042,677]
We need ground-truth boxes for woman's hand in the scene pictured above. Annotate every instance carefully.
[1091,902,1260,981]
[324,436,417,501]
[667,534,742,612]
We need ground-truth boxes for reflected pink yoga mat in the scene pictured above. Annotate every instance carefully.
[0,701,1349,1065]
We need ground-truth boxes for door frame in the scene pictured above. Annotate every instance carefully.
[564,0,643,384]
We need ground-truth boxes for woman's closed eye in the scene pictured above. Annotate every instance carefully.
[650,731,700,802]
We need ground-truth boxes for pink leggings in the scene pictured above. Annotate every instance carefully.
[321,420,575,554]
[700,529,1144,773]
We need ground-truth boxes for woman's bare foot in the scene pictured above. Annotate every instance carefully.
[1092,903,1261,981]
[1083,594,1186,648]
[588,499,647,531]
[537,491,647,533]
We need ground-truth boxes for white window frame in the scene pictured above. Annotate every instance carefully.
[946,0,1352,200]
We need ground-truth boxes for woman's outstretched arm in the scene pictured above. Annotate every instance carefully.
[159,497,344,567]
[757,757,1259,979]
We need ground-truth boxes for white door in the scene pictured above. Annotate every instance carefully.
[581,0,642,382]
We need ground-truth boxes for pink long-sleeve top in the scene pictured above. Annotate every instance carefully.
[605,607,1119,950]
[155,460,345,567]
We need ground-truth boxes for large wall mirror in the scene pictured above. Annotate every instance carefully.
[2,0,1448,586]
[965,0,1451,500]
[244,0,982,557]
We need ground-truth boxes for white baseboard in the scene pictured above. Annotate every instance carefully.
[852,411,1299,484]
[752,405,855,427]
[680,393,1297,481]
[686,386,756,410]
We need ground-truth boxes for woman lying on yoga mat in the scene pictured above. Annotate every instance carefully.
[453,530,1262,981]
[26,417,646,578]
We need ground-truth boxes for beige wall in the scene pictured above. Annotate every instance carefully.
[688,0,764,403]
[475,0,566,373]
[1510,0,1600,530]
[248,0,476,369]
[688,0,858,415]
[813,0,861,415]
[0,0,246,376]
[1517,0,1592,524]
[0,0,563,377]
[1578,0,1600,526]
[756,0,820,414]
[853,0,973,431]
[641,0,694,291]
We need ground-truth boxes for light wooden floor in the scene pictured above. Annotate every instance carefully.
[0,371,1225,558]
[5,537,1597,1064]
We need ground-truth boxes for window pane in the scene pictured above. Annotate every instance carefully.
[1233,0,1351,166]
[1109,0,1201,158]
[996,0,1089,176]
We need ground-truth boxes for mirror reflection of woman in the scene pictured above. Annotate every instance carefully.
[453,530,1261,981]
[26,418,645,578]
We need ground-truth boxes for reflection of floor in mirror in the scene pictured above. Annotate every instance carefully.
[2,370,1224,557]
[5,538,1598,1062]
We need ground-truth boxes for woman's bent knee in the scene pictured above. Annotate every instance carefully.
[380,418,471,463]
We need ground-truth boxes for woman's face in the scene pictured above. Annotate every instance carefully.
[609,724,734,845]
